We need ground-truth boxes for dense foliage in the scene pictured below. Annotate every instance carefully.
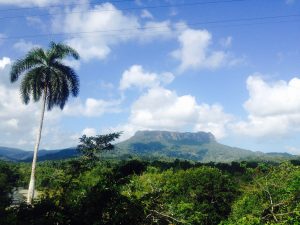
[0,162,19,224]
[0,135,299,224]
[224,163,300,225]
[0,159,299,224]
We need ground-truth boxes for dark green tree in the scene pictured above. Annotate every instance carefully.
[77,133,121,167]
[10,42,80,204]
[0,162,19,219]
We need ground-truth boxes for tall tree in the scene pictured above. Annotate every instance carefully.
[10,42,80,204]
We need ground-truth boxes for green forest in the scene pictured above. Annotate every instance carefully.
[1,133,300,225]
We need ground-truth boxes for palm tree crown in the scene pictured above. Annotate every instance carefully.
[10,42,80,110]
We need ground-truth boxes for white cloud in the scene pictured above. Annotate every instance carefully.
[13,39,40,53]
[233,75,300,138]
[82,127,97,136]
[63,98,121,117]
[111,86,232,141]
[0,57,10,69]
[52,3,173,61]
[62,58,81,70]
[245,76,300,116]
[4,119,19,129]
[120,65,158,90]
[171,28,227,72]
[233,115,292,138]
[119,65,174,91]
[141,9,153,19]
[52,3,139,61]
[194,104,233,139]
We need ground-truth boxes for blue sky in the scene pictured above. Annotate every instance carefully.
[0,0,299,154]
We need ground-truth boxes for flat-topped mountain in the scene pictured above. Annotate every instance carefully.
[0,131,297,162]
[116,130,296,162]
[132,130,216,144]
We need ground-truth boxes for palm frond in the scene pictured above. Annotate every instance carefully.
[10,48,46,82]
[20,67,44,104]
[46,70,70,110]
[51,61,80,97]
[49,42,80,62]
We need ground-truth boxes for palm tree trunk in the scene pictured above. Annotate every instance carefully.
[27,89,47,204]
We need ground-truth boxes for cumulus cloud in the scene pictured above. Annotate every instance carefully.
[244,76,300,116]
[233,75,300,137]
[194,104,233,139]
[52,3,139,61]
[63,98,121,117]
[0,57,10,69]
[109,87,232,141]
[119,65,174,91]
[52,3,173,61]
[81,127,97,136]
[171,27,241,72]
[49,2,238,70]
[171,28,227,72]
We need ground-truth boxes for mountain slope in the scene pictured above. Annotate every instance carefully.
[21,148,79,162]
[116,131,294,162]
[0,146,78,162]
[1,131,297,162]
[0,146,30,161]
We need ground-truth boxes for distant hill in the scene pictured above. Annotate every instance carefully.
[0,146,78,162]
[0,146,31,161]
[21,148,79,162]
[0,131,298,163]
[115,131,297,162]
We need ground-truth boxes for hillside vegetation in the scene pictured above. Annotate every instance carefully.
[1,132,299,224]
[116,131,296,162]
[1,158,300,225]
[1,131,297,163]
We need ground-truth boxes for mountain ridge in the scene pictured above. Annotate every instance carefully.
[133,130,216,144]
[0,146,78,162]
[0,131,298,162]
[115,130,297,162]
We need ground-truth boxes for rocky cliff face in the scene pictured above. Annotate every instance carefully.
[116,130,267,162]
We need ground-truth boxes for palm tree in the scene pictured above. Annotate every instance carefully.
[10,42,80,204]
